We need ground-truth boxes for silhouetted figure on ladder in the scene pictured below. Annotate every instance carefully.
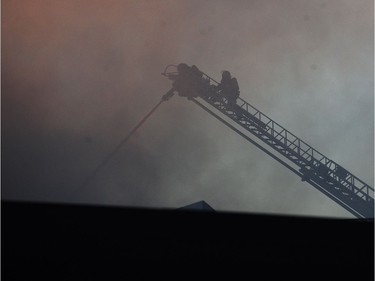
[217,70,240,106]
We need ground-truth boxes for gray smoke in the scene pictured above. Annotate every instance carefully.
[2,0,373,218]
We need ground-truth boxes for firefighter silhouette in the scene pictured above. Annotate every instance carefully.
[173,63,202,98]
[217,70,240,105]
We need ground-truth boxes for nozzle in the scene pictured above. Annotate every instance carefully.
[162,88,175,101]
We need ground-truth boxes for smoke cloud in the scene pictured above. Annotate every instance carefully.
[2,0,373,218]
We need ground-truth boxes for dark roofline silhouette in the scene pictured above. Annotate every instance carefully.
[179,200,215,212]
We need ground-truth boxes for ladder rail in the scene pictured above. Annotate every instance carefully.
[200,94,374,218]
[204,94,374,201]
[191,98,369,219]
[236,96,374,201]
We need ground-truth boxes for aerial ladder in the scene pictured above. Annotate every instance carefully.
[161,63,374,219]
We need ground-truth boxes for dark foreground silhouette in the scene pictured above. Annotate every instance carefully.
[2,200,374,279]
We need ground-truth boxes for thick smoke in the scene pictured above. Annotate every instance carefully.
[2,0,373,218]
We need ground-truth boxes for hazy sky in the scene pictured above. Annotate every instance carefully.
[2,0,373,218]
